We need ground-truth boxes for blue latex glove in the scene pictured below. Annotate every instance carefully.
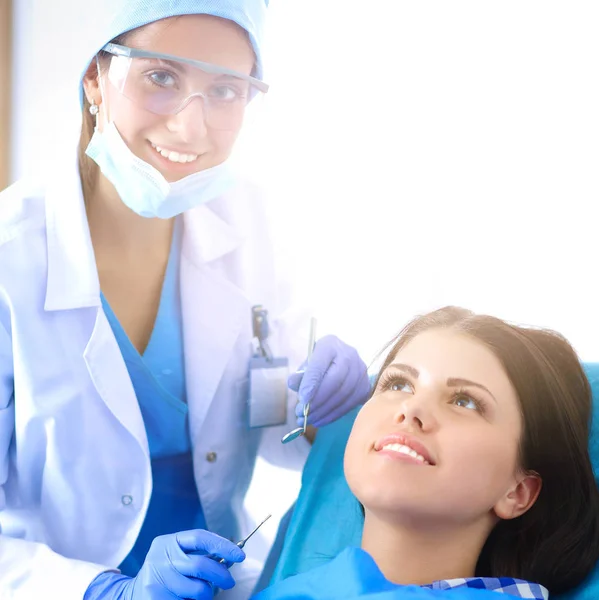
[84,529,245,600]
[288,335,371,427]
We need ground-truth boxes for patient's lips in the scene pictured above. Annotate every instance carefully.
[374,433,435,466]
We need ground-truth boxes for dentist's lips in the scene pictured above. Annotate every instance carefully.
[149,141,200,164]
[374,433,436,466]
[146,140,210,177]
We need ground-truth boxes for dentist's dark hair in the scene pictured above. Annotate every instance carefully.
[78,17,183,199]
[372,306,599,595]
[78,30,133,202]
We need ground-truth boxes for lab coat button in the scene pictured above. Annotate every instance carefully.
[121,495,133,506]
[206,452,217,463]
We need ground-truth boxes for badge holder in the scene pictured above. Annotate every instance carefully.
[248,305,289,428]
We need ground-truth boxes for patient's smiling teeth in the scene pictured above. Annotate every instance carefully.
[151,142,198,164]
[381,443,430,464]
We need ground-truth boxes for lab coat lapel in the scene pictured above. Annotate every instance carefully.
[83,306,150,456]
[45,147,149,456]
[181,202,249,431]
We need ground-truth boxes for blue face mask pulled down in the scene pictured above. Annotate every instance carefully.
[85,121,235,219]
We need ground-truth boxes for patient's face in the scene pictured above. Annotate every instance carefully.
[344,329,524,528]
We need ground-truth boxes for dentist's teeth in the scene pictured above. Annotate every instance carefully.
[151,143,198,164]
[381,443,429,464]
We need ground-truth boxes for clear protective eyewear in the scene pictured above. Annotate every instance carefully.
[101,43,269,131]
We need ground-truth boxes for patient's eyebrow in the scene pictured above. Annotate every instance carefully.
[446,378,497,403]
[387,363,419,378]
[387,366,497,403]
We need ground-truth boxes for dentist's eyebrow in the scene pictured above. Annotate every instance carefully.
[446,378,497,404]
[387,363,419,378]
[138,57,187,73]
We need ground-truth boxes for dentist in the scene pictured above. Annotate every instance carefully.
[0,1,371,598]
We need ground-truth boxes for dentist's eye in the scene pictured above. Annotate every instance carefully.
[378,373,414,394]
[147,70,178,88]
[208,84,245,102]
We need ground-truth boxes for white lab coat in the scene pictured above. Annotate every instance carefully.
[0,153,310,600]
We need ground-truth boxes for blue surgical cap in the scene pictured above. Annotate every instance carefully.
[80,0,269,86]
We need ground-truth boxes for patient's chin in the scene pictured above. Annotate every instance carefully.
[346,478,405,520]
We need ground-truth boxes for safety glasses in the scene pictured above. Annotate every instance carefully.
[101,43,269,130]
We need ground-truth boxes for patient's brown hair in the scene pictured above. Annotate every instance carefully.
[372,306,599,594]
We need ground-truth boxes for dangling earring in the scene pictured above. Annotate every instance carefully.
[89,100,99,116]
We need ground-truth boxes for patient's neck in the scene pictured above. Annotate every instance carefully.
[361,510,491,586]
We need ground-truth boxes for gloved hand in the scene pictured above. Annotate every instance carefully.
[288,335,371,428]
[84,529,245,600]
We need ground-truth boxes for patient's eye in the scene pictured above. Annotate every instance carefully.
[453,395,478,410]
[378,373,414,394]
[451,390,486,414]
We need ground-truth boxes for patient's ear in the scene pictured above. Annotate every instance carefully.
[494,472,542,520]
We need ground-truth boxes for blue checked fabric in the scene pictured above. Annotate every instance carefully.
[425,576,549,599]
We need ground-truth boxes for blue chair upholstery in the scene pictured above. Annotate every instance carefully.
[264,363,599,600]
[559,364,599,599]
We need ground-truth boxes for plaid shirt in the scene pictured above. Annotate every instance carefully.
[424,577,549,599]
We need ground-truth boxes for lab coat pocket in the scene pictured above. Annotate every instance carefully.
[0,395,14,489]
[232,376,261,505]
[234,377,250,430]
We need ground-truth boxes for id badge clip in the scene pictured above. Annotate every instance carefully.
[248,305,289,428]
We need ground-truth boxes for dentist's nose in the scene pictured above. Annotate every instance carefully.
[165,96,209,142]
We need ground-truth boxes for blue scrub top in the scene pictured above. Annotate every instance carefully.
[100,219,207,576]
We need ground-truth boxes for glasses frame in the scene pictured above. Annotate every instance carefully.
[102,43,270,95]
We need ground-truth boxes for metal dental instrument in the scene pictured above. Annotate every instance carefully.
[281,318,317,444]
[214,514,272,564]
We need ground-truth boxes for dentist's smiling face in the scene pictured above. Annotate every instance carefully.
[344,329,533,530]
[94,15,255,182]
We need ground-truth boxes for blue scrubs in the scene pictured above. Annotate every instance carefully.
[100,220,207,576]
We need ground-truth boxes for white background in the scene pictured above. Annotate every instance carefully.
[9,0,599,568]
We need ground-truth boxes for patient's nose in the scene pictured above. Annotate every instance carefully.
[394,393,438,432]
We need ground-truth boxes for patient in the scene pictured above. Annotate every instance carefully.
[255,307,599,599]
